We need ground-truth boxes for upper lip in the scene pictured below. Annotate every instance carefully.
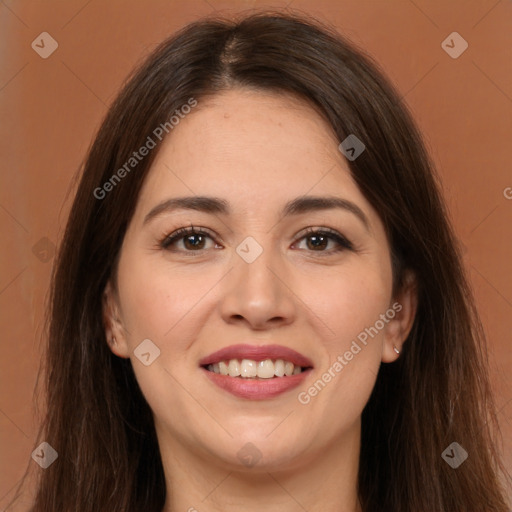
[199,344,314,368]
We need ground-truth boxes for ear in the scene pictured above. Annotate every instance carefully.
[381,270,418,363]
[102,280,130,358]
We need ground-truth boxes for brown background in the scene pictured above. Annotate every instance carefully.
[1,0,511,508]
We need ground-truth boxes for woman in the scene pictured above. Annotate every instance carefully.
[13,10,510,512]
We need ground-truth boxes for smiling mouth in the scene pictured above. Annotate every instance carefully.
[203,358,312,379]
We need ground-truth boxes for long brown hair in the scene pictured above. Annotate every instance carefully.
[10,10,510,511]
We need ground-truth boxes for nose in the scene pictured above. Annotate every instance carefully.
[218,244,297,331]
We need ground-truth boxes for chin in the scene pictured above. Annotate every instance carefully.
[205,428,309,471]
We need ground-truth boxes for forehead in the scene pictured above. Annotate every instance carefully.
[134,88,373,223]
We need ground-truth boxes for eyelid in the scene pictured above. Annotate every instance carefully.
[159,224,354,254]
[293,226,355,252]
[159,225,220,250]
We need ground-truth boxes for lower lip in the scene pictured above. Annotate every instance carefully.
[201,367,312,400]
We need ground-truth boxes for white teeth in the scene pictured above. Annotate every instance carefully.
[240,359,257,378]
[257,359,275,379]
[207,358,304,378]
[274,359,285,377]
[228,359,241,377]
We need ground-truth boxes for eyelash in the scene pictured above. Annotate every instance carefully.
[159,225,354,254]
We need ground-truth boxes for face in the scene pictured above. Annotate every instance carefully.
[104,88,416,473]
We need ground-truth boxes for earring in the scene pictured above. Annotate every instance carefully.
[393,345,400,354]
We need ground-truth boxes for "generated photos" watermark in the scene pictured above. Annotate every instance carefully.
[298,301,402,404]
[93,97,197,200]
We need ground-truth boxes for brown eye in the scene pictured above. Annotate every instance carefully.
[160,227,218,252]
[182,233,207,250]
[294,228,354,253]
[305,233,329,251]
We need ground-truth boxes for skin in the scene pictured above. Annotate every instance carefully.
[103,88,417,512]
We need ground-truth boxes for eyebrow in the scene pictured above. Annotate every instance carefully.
[143,195,370,231]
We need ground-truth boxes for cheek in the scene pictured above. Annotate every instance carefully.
[309,260,391,346]
[117,253,220,342]
[298,261,390,409]
[116,254,220,424]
